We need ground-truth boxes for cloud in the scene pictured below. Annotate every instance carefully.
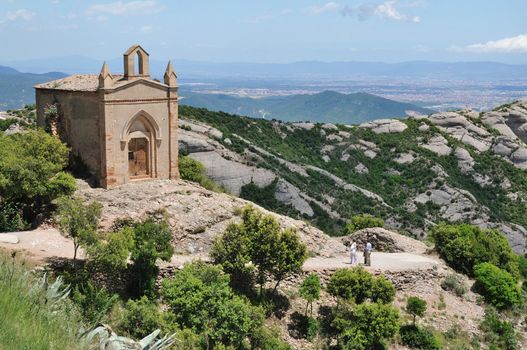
[245,9,292,23]
[306,2,339,15]
[87,1,160,15]
[455,34,527,53]
[140,25,152,33]
[341,1,420,22]
[1,8,35,23]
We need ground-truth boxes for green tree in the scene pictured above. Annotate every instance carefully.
[0,130,75,225]
[431,223,519,277]
[345,214,384,234]
[56,196,102,264]
[299,273,321,316]
[129,217,174,297]
[327,267,394,305]
[211,206,307,296]
[334,302,400,350]
[71,281,118,323]
[406,296,427,325]
[474,263,522,310]
[161,261,262,349]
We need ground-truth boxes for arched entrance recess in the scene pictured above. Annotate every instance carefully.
[122,111,160,180]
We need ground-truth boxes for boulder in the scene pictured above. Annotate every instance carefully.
[354,163,369,174]
[419,135,452,156]
[394,153,415,164]
[360,119,408,134]
[274,179,314,217]
[454,147,474,173]
[341,227,428,254]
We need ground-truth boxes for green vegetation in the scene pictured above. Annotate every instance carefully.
[179,155,223,192]
[181,90,432,124]
[399,325,441,350]
[474,263,522,310]
[299,273,321,316]
[440,274,467,296]
[480,308,518,350]
[345,213,384,233]
[406,296,427,325]
[327,266,395,305]
[431,223,520,277]
[0,252,87,350]
[211,205,307,295]
[56,196,102,264]
[0,130,75,231]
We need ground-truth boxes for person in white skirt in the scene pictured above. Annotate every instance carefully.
[350,240,358,265]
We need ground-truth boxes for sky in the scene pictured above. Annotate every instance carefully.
[0,0,526,64]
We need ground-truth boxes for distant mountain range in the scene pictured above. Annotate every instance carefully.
[3,57,527,81]
[0,65,66,110]
[180,91,433,123]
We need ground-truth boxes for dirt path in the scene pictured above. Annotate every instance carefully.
[0,229,439,273]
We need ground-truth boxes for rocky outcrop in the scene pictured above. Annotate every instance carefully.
[274,179,314,217]
[359,119,408,134]
[341,227,428,254]
[77,179,347,257]
[419,135,452,156]
[454,147,474,173]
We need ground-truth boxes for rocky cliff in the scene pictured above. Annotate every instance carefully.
[178,101,527,254]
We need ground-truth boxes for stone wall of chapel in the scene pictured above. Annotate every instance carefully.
[101,92,171,186]
[36,90,102,181]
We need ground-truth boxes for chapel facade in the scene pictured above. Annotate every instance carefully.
[35,45,179,188]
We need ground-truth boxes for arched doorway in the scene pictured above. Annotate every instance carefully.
[124,112,159,180]
[128,137,149,177]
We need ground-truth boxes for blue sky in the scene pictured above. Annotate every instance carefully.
[1,0,526,63]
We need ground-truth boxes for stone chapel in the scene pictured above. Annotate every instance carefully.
[35,44,179,188]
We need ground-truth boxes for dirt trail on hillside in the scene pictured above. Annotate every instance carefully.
[0,229,439,273]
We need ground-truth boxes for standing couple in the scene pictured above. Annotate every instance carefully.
[350,237,372,266]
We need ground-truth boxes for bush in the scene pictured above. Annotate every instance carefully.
[327,267,395,305]
[431,223,519,277]
[0,201,25,232]
[474,263,522,310]
[251,326,292,350]
[179,156,222,192]
[161,261,262,348]
[334,302,400,350]
[345,214,384,233]
[399,325,440,350]
[128,217,174,297]
[0,130,76,225]
[441,274,467,296]
[288,312,318,341]
[480,308,517,350]
[71,281,118,323]
[116,296,163,339]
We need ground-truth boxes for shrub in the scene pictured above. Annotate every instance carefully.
[480,308,517,350]
[71,281,118,323]
[179,156,221,192]
[441,274,467,296]
[473,263,522,310]
[334,302,400,350]
[299,273,321,316]
[161,261,262,348]
[345,214,384,233]
[88,227,135,272]
[116,296,163,339]
[288,312,318,341]
[0,130,76,224]
[431,223,519,277]
[327,267,395,305]
[251,326,293,350]
[0,201,25,232]
[406,296,427,325]
[399,325,440,350]
[128,217,174,297]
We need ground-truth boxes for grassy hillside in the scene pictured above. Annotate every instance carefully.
[0,252,86,349]
[179,104,527,243]
[180,90,432,124]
